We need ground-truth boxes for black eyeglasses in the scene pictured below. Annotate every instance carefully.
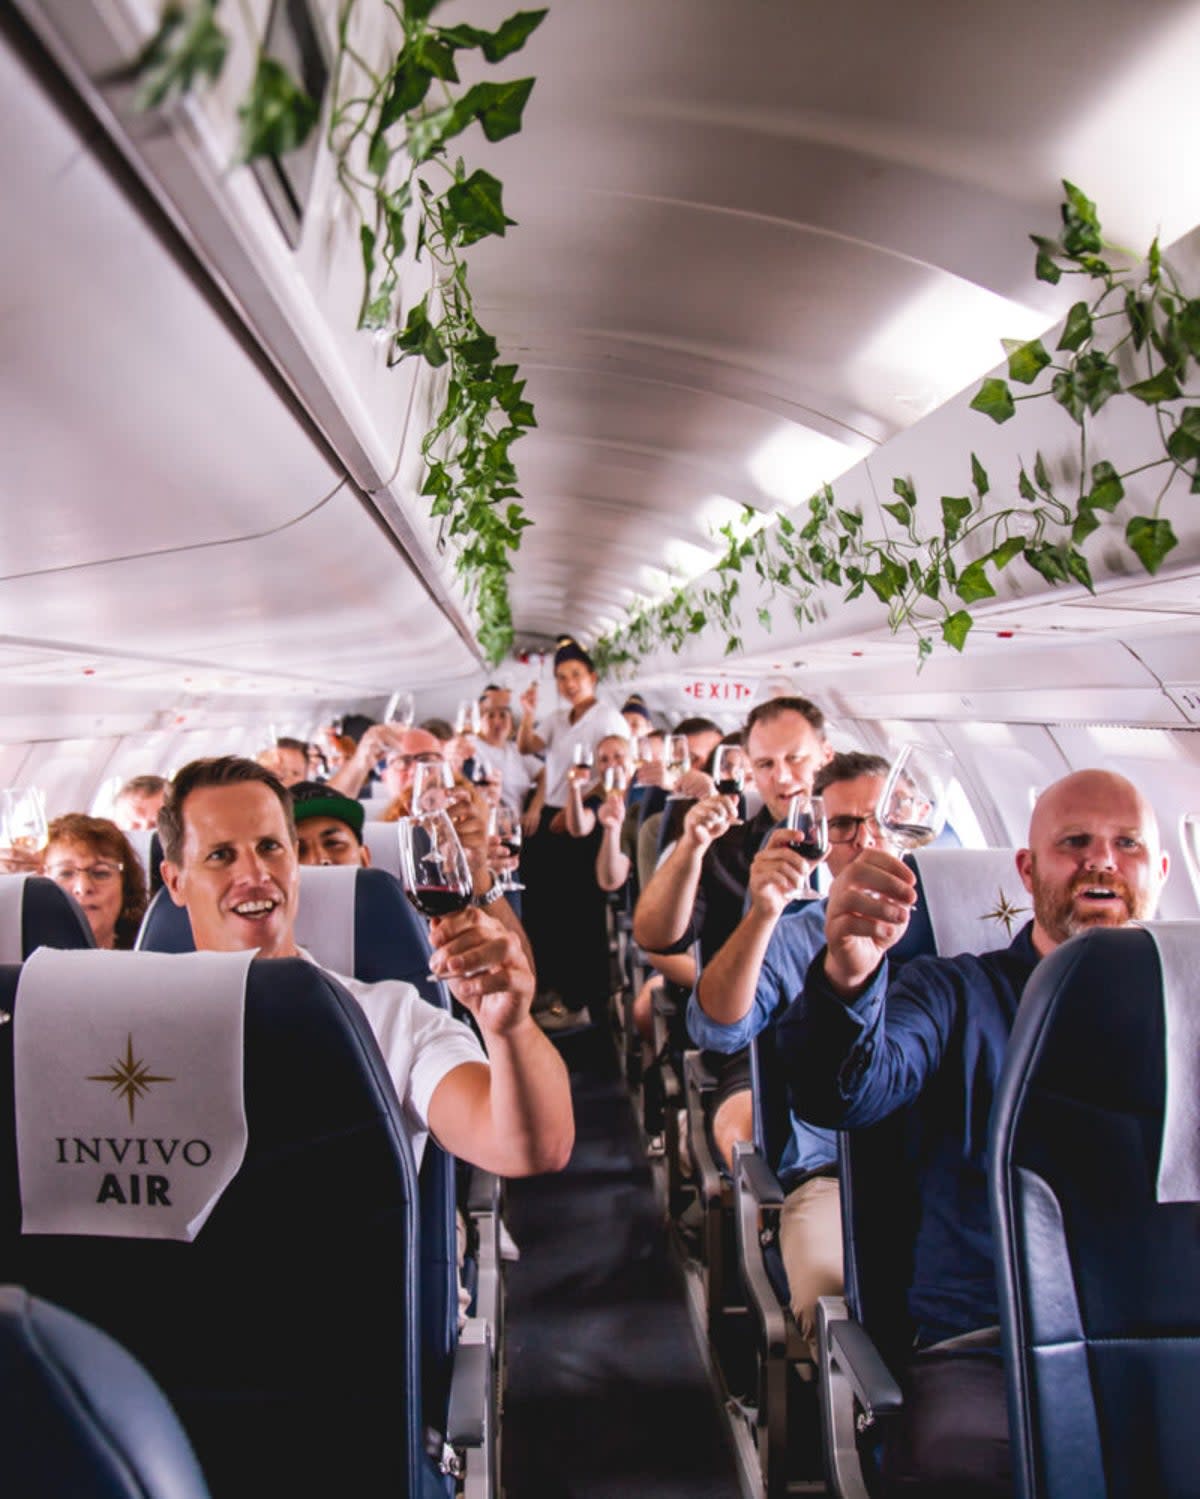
[826,813,883,845]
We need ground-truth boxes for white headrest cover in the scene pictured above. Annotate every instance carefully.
[1150,922,1200,1202]
[362,822,401,880]
[15,948,252,1242]
[910,848,1029,957]
[0,875,26,963]
[294,865,358,977]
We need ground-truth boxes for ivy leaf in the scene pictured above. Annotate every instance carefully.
[892,476,917,508]
[1004,337,1051,385]
[480,9,549,61]
[132,0,229,111]
[918,636,935,665]
[1056,301,1093,353]
[1066,548,1094,592]
[379,56,434,127]
[1086,460,1124,511]
[1023,543,1071,585]
[1126,516,1178,574]
[456,77,535,142]
[970,377,1015,423]
[882,501,913,527]
[1030,233,1062,285]
[1018,466,1037,502]
[1051,369,1084,423]
[1072,506,1101,545]
[1060,180,1102,257]
[394,294,448,366]
[1033,451,1054,494]
[865,556,908,603]
[941,611,974,651]
[368,131,391,178]
[757,607,773,631]
[1053,352,1120,423]
[236,57,317,162]
[1178,300,1200,360]
[988,536,1026,570]
[970,453,990,498]
[405,0,444,20]
[1125,289,1150,351]
[954,561,996,604]
[417,33,458,81]
[1148,236,1162,284]
[836,508,862,532]
[1127,368,1183,404]
[407,102,458,163]
[940,494,972,540]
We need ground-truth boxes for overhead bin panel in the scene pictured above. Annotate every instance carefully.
[0,26,343,574]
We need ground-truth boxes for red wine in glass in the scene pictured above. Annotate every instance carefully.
[406,883,472,918]
[717,777,743,796]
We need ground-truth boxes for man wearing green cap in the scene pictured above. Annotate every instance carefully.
[290,781,371,867]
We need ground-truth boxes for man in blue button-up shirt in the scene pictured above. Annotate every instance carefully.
[688,751,890,1348]
[778,768,1170,1490]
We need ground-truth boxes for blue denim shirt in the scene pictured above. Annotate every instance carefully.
[687,898,837,1185]
[777,922,1040,1343]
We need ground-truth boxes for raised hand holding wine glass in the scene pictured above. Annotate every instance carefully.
[397,809,474,921]
[876,743,954,853]
[783,791,828,900]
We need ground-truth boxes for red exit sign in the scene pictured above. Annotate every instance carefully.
[682,678,755,703]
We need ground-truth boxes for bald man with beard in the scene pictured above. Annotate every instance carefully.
[778,769,1169,1495]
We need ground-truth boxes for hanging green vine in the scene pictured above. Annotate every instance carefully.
[131,0,544,664]
[595,182,1199,676]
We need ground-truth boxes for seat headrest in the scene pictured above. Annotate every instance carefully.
[294,865,358,976]
[0,1285,211,1498]
[135,887,194,953]
[15,948,251,1241]
[1146,922,1200,1201]
[362,821,401,879]
[904,847,1027,959]
[0,876,94,962]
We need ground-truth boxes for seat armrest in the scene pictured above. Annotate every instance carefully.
[827,1316,903,1427]
[467,1168,500,1218]
[446,1328,493,1448]
[731,1140,791,1358]
[683,1050,725,1205]
[735,1141,785,1208]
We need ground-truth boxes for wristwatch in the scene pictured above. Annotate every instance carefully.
[475,871,506,907]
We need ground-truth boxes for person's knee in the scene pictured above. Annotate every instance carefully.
[711,1087,753,1171]
[632,976,658,1042]
[780,1176,844,1350]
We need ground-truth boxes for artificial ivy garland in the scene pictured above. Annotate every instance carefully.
[133,0,543,665]
[595,184,1198,676]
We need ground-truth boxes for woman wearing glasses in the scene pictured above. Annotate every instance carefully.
[43,814,148,950]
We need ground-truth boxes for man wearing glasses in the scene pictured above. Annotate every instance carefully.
[688,751,890,1352]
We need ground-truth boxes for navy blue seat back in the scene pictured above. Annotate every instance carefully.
[0,1284,210,1498]
[991,925,1200,1499]
[0,957,424,1499]
[5,876,95,958]
[135,886,192,952]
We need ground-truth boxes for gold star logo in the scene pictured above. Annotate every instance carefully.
[981,888,1029,938]
[88,1035,174,1123]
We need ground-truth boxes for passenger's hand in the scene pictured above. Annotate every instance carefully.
[487,835,519,878]
[521,803,542,839]
[636,759,668,789]
[682,793,739,853]
[677,768,716,800]
[429,907,535,1036]
[748,828,813,919]
[446,785,489,881]
[354,724,392,767]
[596,792,625,830]
[823,848,916,998]
[0,844,43,876]
[520,682,538,718]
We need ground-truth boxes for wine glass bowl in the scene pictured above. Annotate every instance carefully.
[1,787,48,857]
[876,744,955,853]
[783,792,828,900]
[489,804,524,891]
[385,690,415,729]
[664,735,691,789]
[411,758,455,814]
[712,744,745,798]
[397,811,473,919]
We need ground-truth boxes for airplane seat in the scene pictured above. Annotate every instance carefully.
[122,828,164,895]
[0,874,94,960]
[991,923,1200,1499]
[0,1282,211,1499]
[0,952,429,1499]
[134,886,192,952]
[363,819,401,879]
[731,845,1024,1496]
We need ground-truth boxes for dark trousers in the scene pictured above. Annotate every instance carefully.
[881,1348,1012,1496]
[520,809,610,1017]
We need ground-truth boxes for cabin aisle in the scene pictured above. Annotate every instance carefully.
[501,1026,742,1498]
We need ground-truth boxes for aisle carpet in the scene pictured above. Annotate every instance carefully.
[501,1025,742,1498]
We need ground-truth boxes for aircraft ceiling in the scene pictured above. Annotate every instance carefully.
[5,0,1200,731]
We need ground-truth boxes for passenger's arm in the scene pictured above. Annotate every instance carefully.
[449,786,534,970]
[516,684,546,755]
[327,724,391,797]
[695,829,814,1029]
[563,773,595,838]
[427,908,573,1176]
[521,769,545,838]
[594,794,630,891]
[632,794,739,952]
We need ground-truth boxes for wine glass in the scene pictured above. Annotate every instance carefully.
[664,735,691,790]
[1,786,48,862]
[784,792,828,900]
[570,742,594,785]
[385,690,415,729]
[397,811,474,920]
[712,743,745,798]
[490,803,524,891]
[411,758,455,814]
[876,744,955,853]
[455,699,482,736]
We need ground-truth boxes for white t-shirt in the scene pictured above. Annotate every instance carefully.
[472,739,541,814]
[540,700,629,807]
[305,953,486,1169]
